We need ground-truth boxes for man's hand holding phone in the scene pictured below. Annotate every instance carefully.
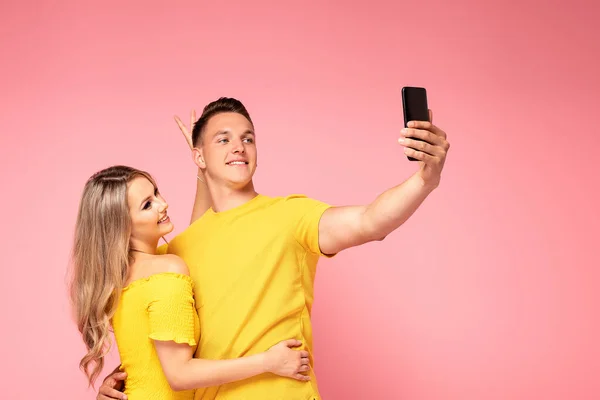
[400,87,450,188]
[399,111,450,188]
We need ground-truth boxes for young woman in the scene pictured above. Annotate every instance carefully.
[69,165,310,399]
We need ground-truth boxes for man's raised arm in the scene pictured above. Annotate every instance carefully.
[318,115,450,255]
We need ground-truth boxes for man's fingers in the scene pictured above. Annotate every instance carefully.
[402,147,439,164]
[429,109,433,124]
[102,377,115,387]
[398,137,441,157]
[401,128,445,147]
[407,120,447,139]
[401,128,449,152]
[113,372,127,381]
[98,385,127,400]
[103,372,126,386]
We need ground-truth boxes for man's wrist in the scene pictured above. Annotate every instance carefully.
[414,171,440,192]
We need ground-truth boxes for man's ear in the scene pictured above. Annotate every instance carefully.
[192,147,206,169]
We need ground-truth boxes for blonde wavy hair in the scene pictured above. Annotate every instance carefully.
[69,165,157,386]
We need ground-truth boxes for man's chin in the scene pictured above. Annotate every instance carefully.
[222,177,254,190]
[207,170,255,189]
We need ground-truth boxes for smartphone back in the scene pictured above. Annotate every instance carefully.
[402,86,429,126]
[402,86,429,161]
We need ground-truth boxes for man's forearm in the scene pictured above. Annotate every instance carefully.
[318,172,438,255]
[363,173,437,240]
[318,116,449,255]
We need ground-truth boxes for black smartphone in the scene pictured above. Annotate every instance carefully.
[402,86,429,161]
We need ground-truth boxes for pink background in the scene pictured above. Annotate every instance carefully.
[1,0,598,399]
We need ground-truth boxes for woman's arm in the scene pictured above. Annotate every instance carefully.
[154,339,310,391]
[174,111,213,225]
[190,169,211,224]
[152,255,311,391]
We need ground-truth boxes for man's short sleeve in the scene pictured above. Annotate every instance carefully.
[285,195,334,257]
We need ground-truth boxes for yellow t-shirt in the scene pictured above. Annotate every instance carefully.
[112,273,200,400]
[161,194,333,400]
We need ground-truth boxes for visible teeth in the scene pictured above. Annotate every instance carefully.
[228,161,246,165]
[159,216,168,223]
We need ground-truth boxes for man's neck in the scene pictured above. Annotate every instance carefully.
[208,180,258,213]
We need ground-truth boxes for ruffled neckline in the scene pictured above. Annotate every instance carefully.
[122,272,194,292]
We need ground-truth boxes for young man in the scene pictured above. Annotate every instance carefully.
[97,97,450,400]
